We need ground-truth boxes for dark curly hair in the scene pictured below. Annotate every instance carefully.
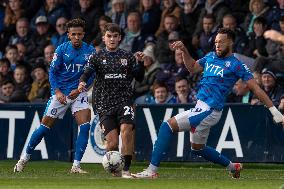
[66,18,86,31]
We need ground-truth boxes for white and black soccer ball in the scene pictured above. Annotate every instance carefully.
[102,151,125,173]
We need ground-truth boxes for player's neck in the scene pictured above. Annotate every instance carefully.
[106,47,118,52]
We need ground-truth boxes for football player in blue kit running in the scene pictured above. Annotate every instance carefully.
[133,28,284,179]
[14,18,95,174]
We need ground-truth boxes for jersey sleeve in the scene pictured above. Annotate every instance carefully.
[131,54,144,82]
[234,60,254,81]
[197,52,211,68]
[49,46,63,90]
[80,53,97,83]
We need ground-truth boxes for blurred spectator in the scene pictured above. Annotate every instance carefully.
[0,1,4,34]
[108,0,128,30]
[71,0,104,43]
[244,0,270,36]
[173,76,197,104]
[13,65,31,96]
[138,0,161,35]
[28,63,50,102]
[155,0,181,37]
[144,81,175,104]
[31,0,70,30]
[43,44,55,67]
[155,14,179,65]
[51,16,68,48]
[93,15,112,52]
[245,17,268,58]
[8,17,33,48]
[251,68,284,106]
[15,42,27,62]
[21,0,44,20]
[192,14,216,58]
[266,0,284,30]
[134,44,161,98]
[156,49,189,93]
[28,15,52,61]
[5,45,19,71]
[0,79,28,103]
[119,11,150,53]
[180,0,203,42]
[0,58,13,82]
[226,79,253,103]
[222,14,248,55]
[195,0,229,35]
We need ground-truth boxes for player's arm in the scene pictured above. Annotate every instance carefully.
[132,52,145,82]
[246,79,284,124]
[78,54,96,92]
[49,47,67,104]
[170,41,203,73]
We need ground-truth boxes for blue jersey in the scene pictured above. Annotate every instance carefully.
[197,52,253,110]
[49,41,95,95]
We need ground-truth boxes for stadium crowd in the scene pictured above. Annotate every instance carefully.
[0,0,284,110]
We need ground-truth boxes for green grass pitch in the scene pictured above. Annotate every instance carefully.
[0,160,284,189]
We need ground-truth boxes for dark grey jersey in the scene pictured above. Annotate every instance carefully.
[80,48,144,114]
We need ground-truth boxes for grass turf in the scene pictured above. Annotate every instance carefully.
[0,160,284,189]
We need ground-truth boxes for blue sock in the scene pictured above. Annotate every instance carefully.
[150,122,173,167]
[191,146,230,167]
[74,123,90,161]
[26,124,50,154]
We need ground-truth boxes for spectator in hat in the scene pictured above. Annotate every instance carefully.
[28,63,50,103]
[134,44,161,98]
[108,0,128,30]
[251,68,284,106]
[28,15,52,62]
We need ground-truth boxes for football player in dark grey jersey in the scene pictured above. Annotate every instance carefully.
[79,23,145,178]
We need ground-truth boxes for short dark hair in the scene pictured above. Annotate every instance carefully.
[99,15,112,23]
[253,17,266,26]
[1,79,14,87]
[5,44,18,54]
[203,14,215,22]
[0,58,10,67]
[175,76,188,84]
[280,15,284,22]
[152,81,169,93]
[102,23,121,35]
[217,28,236,41]
[66,18,86,31]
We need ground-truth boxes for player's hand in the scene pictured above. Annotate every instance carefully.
[78,81,87,92]
[264,30,283,43]
[170,41,187,52]
[269,106,284,124]
[55,90,67,104]
[134,51,145,62]
[68,89,80,100]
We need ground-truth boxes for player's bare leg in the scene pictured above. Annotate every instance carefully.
[70,109,91,174]
[14,116,56,172]
[120,123,134,178]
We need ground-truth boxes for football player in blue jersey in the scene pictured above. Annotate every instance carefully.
[14,18,95,174]
[134,28,284,179]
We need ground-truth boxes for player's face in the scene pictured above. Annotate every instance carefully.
[103,31,121,51]
[214,33,232,57]
[68,27,85,48]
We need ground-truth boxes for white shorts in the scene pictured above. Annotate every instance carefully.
[44,92,89,119]
[174,100,222,144]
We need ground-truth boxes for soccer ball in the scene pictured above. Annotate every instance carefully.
[102,151,125,173]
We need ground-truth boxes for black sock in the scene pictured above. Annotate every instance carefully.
[123,155,132,171]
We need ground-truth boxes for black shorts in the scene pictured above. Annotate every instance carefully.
[99,103,135,136]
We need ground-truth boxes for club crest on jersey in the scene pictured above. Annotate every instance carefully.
[225,61,231,68]
[121,59,127,66]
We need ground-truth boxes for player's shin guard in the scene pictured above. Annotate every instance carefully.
[74,123,90,161]
[191,146,230,167]
[26,124,50,154]
[150,122,174,167]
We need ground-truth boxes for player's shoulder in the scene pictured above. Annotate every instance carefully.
[55,41,71,52]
